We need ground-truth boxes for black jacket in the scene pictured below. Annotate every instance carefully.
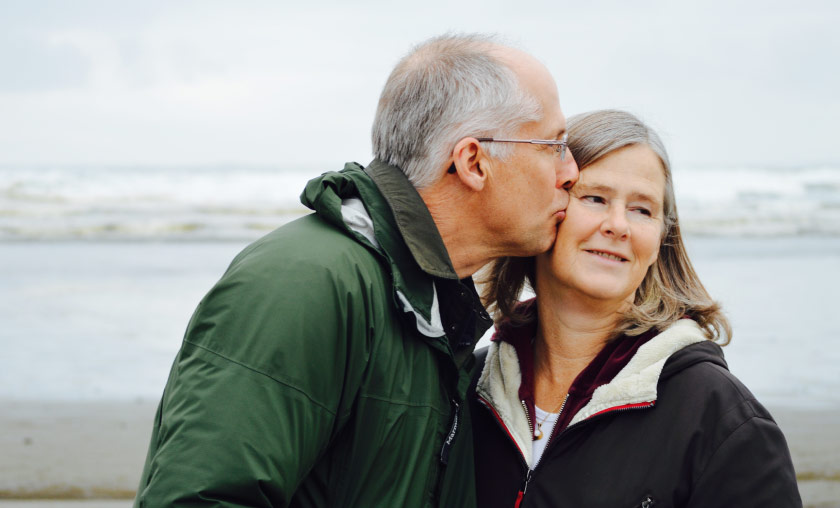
[469,319,801,507]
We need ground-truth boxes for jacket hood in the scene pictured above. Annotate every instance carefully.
[300,161,453,339]
[660,337,727,381]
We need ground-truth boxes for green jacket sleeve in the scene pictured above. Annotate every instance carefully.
[135,226,380,507]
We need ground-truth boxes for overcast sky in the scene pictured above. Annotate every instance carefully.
[1,0,837,169]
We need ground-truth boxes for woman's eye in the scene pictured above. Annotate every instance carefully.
[581,195,605,204]
[632,207,652,217]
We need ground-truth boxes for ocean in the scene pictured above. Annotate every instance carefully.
[1,163,839,408]
[3,162,840,242]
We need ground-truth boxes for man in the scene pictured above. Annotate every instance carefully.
[134,34,578,507]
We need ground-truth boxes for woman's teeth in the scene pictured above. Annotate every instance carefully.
[590,251,625,262]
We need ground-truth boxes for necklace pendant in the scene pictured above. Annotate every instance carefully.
[533,426,543,440]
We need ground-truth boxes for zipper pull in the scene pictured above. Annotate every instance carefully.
[514,470,532,508]
[439,399,460,465]
[522,468,533,494]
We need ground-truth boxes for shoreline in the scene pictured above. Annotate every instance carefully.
[1,399,838,506]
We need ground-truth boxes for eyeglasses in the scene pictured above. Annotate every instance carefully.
[475,133,568,161]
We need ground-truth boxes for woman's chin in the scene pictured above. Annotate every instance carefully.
[571,282,635,307]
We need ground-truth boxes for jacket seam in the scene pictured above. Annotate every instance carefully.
[696,362,767,422]
[183,339,337,416]
[692,413,771,487]
[706,362,757,404]
[358,393,448,413]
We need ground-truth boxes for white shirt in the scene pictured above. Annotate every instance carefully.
[531,405,560,466]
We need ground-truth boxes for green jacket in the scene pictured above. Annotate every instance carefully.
[134,160,492,507]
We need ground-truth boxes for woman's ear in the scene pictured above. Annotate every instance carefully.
[450,137,487,191]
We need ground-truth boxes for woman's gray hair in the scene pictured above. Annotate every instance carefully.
[481,109,732,344]
[372,33,542,188]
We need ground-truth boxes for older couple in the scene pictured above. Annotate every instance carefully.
[135,34,800,507]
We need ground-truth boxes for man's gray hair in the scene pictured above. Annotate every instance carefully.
[372,34,542,188]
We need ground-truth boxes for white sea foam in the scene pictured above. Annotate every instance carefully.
[0,165,318,240]
[673,165,840,236]
[2,163,839,240]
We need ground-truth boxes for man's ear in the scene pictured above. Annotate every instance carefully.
[450,137,488,191]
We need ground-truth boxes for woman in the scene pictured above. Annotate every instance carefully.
[470,110,801,507]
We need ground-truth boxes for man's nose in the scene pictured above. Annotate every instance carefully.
[556,148,579,190]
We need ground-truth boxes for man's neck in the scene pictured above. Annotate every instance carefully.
[364,159,460,280]
[419,185,490,279]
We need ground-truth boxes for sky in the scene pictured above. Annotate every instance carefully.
[1,0,838,170]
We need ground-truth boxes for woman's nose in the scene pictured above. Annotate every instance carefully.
[601,205,630,239]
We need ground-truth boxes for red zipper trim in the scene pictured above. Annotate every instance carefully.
[588,400,655,419]
[477,395,526,460]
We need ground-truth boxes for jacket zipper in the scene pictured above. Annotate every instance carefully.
[555,400,655,441]
[439,399,460,465]
[518,394,568,499]
[640,494,656,507]
[476,395,529,469]
[521,398,654,505]
[520,400,533,438]
[477,395,532,508]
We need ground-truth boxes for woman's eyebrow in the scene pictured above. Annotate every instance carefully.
[573,183,611,194]
[628,190,661,204]
[575,183,660,204]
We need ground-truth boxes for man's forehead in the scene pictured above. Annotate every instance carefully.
[496,45,564,138]
[541,113,566,139]
[493,45,533,67]
[498,48,556,92]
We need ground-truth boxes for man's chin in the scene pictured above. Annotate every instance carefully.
[538,226,560,253]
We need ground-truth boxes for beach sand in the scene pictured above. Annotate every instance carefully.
[0,399,838,507]
[0,399,154,501]
[773,408,840,507]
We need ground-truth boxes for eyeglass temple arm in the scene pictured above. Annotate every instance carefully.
[475,138,566,145]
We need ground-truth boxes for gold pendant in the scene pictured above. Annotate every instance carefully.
[533,426,543,440]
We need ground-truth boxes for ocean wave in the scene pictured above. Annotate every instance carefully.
[0,214,305,241]
[2,164,840,240]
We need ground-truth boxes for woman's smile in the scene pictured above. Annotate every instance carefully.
[583,248,629,263]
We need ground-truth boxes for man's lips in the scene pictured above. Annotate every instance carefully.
[554,210,566,221]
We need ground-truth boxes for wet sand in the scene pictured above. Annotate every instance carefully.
[0,399,154,501]
[773,408,840,507]
[1,399,838,506]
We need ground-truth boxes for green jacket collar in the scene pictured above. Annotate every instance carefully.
[364,159,458,280]
[300,161,453,340]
